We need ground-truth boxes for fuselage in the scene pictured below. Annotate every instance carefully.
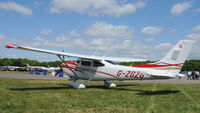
[61,60,176,81]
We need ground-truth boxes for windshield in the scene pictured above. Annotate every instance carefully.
[105,60,117,65]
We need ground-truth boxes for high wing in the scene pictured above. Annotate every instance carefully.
[5,44,147,62]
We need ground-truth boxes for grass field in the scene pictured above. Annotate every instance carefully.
[0,78,200,113]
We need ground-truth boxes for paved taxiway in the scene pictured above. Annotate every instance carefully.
[0,72,68,80]
[0,71,200,84]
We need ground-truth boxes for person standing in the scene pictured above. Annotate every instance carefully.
[191,71,195,80]
[187,71,192,80]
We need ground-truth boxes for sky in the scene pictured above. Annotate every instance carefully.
[0,0,200,61]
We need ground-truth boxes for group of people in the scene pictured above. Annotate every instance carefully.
[187,71,200,80]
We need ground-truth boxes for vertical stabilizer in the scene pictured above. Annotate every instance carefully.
[159,40,195,64]
[131,40,195,74]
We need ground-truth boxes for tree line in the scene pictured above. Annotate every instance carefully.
[0,58,62,67]
[0,58,200,71]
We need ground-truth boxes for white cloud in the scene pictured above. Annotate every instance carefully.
[0,34,6,40]
[144,38,154,42]
[194,8,200,12]
[85,21,134,38]
[90,38,115,51]
[186,33,200,42]
[25,33,153,59]
[73,39,88,48]
[50,0,145,17]
[55,35,68,42]
[185,25,200,59]
[68,31,80,37]
[154,42,173,57]
[40,29,53,35]
[0,1,32,16]
[32,36,44,42]
[171,29,177,34]
[0,34,31,46]
[141,26,164,35]
[0,34,6,46]
[33,1,42,8]
[186,25,200,42]
[180,24,200,59]
[192,25,200,32]
[155,43,173,51]
[171,2,192,15]
[189,45,200,59]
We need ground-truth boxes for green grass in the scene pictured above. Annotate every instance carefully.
[0,78,200,113]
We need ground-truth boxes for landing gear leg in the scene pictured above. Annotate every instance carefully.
[104,81,116,88]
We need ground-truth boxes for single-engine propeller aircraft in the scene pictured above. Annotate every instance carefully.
[5,40,194,88]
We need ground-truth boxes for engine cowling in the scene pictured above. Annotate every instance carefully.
[61,62,77,78]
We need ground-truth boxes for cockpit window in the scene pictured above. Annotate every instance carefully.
[93,61,105,67]
[81,60,91,66]
[105,60,117,65]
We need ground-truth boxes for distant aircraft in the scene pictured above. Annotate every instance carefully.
[26,63,60,72]
[5,40,194,88]
[26,63,46,70]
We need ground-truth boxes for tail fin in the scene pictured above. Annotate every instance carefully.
[132,40,195,74]
[159,40,195,65]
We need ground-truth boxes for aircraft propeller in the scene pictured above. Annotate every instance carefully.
[54,65,63,76]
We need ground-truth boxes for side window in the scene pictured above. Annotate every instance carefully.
[81,61,91,66]
[93,61,105,67]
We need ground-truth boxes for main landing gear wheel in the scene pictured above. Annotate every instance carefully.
[70,82,86,89]
[104,81,116,88]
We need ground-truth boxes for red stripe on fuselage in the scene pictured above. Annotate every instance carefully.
[95,70,118,78]
[130,62,183,68]
[61,62,117,78]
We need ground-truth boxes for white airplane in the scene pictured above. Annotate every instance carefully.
[5,40,194,88]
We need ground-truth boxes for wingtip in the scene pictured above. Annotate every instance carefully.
[5,44,19,48]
